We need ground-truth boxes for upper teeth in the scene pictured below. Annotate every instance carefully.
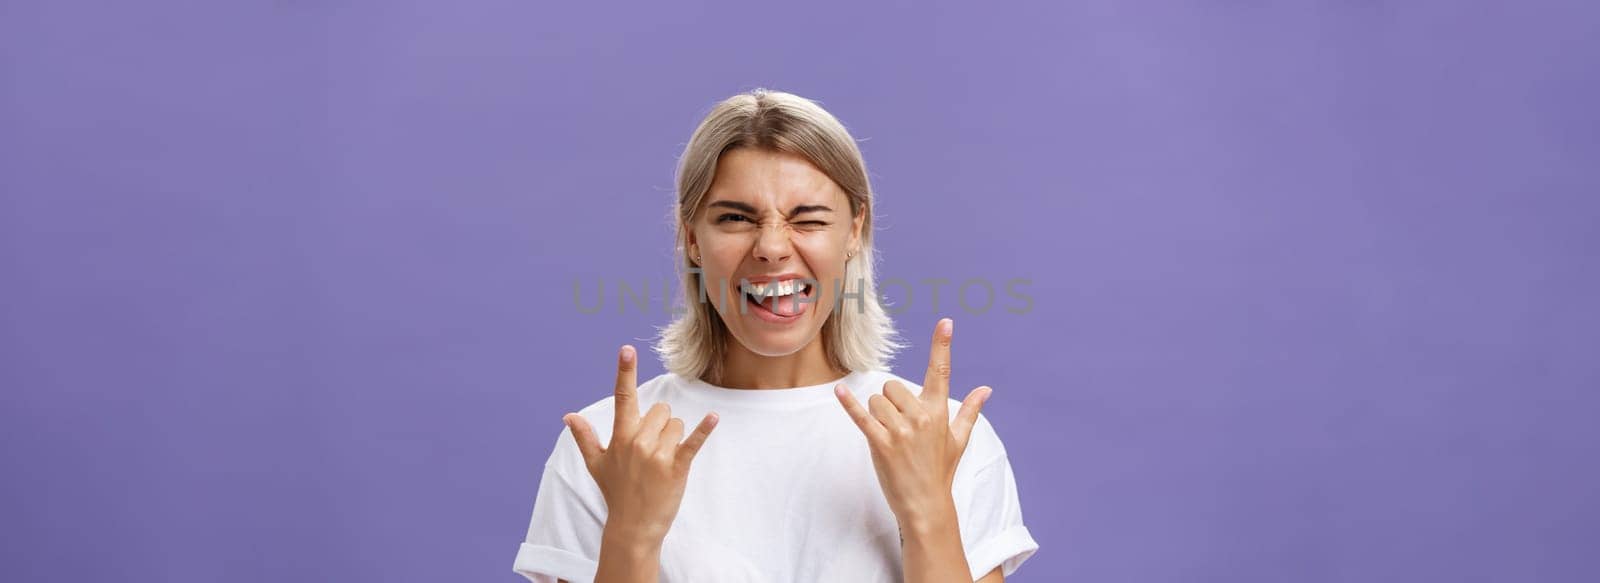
[741,280,809,297]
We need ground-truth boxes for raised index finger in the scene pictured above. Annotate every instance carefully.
[613,345,639,437]
[922,318,953,404]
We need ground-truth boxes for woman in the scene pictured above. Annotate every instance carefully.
[513,89,1038,582]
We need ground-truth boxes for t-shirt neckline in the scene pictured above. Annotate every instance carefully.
[679,370,868,408]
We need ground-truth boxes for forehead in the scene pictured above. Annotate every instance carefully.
[704,148,846,208]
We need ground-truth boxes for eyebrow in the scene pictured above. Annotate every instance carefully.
[708,200,834,218]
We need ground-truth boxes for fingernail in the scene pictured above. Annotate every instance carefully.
[621,345,635,362]
[941,318,953,335]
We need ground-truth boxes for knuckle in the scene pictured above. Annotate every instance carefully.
[931,362,952,378]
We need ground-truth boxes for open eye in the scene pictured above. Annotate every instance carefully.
[716,213,754,224]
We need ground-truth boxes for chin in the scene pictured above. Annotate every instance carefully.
[727,319,818,356]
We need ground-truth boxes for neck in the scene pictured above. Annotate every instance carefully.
[711,335,848,389]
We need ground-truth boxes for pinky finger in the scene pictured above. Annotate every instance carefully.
[950,386,992,449]
[674,412,720,469]
[565,413,604,465]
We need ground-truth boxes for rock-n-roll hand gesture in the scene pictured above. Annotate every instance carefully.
[564,345,720,543]
[833,318,993,526]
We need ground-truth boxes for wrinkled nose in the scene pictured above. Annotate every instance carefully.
[752,223,793,263]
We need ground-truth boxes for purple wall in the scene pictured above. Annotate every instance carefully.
[3,1,1597,581]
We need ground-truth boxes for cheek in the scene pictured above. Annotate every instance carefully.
[795,244,847,286]
[699,233,749,265]
[802,230,847,254]
[698,238,751,296]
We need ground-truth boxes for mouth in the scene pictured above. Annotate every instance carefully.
[739,278,816,324]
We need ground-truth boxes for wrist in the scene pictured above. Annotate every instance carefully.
[601,523,665,557]
[596,525,664,583]
[896,496,960,541]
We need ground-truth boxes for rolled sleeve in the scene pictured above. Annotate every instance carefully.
[954,415,1040,580]
[512,426,607,583]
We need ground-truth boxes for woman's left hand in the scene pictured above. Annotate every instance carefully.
[834,318,993,525]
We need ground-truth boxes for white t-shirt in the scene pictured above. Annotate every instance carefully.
[512,368,1039,583]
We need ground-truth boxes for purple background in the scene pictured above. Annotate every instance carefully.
[3,1,1598,581]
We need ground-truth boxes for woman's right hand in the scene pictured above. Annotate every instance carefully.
[564,345,719,545]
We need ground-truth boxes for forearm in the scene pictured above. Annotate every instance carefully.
[898,496,974,583]
[593,524,663,583]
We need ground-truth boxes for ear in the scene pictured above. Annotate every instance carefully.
[849,211,865,253]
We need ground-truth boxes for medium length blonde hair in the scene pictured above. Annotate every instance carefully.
[653,89,904,383]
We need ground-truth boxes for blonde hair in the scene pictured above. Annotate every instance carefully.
[653,89,904,383]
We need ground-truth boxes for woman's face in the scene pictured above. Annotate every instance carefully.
[688,148,865,359]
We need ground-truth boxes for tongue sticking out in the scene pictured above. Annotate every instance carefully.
[755,292,806,317]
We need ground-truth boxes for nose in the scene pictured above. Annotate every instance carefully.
[752,222,794,263]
